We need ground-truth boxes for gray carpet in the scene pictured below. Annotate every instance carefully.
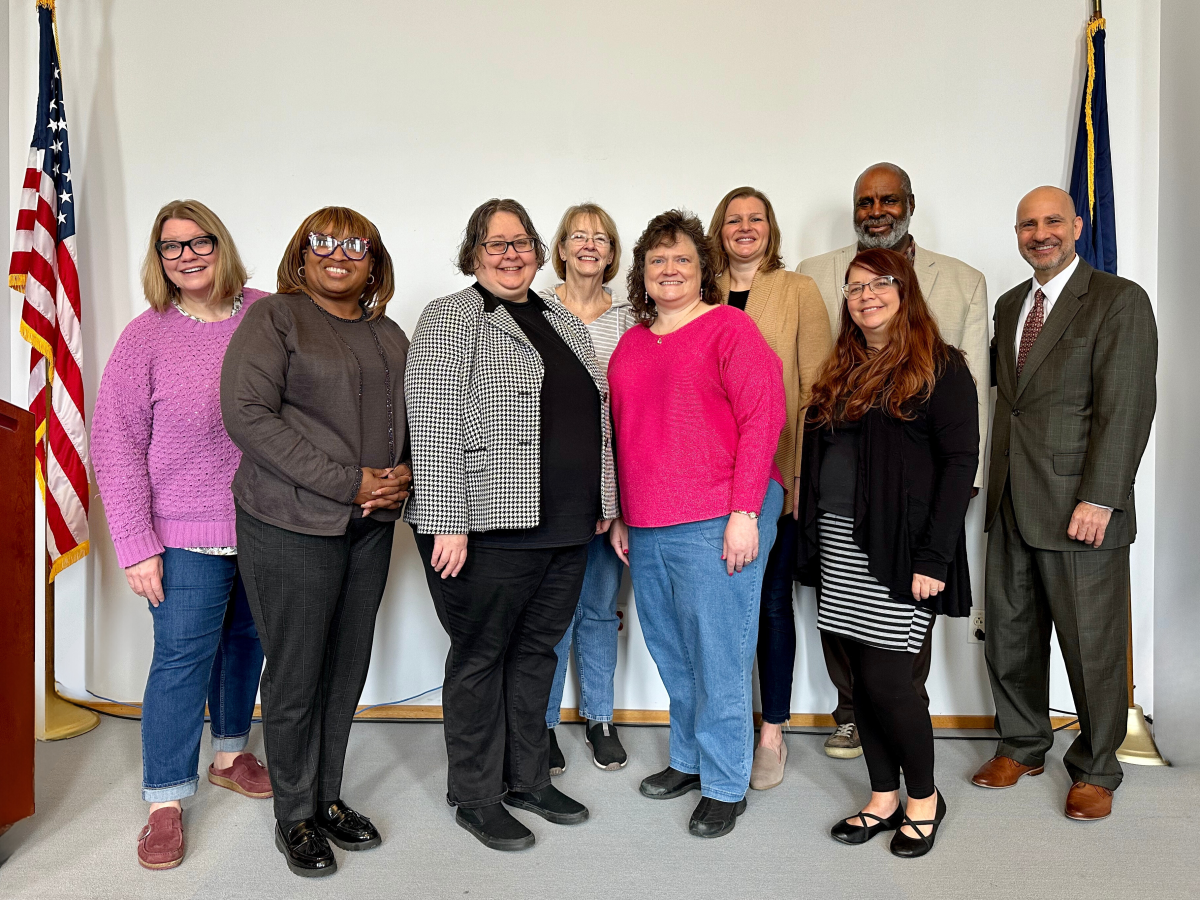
[1,716,1196,900]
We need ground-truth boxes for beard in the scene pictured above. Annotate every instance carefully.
[1020,240,1071,272]
[855,211,912,250]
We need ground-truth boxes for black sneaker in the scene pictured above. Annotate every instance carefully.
[548,727,566,776]
[455,802,535,852]
[688,796,747,838]
[639,766,701,799]
[585,721,628,770]
[503,785,589,825]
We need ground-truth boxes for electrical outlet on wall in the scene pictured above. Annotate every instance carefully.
[968,608,985,644]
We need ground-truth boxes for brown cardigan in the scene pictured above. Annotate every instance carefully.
[717,267,832,514]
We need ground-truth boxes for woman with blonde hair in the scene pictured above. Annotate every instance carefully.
[540,202,634,772]
[707,186,831,790]
[92,200,270,871]
[221,206,410,877]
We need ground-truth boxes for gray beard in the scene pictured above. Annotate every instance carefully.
[855,213,911,250]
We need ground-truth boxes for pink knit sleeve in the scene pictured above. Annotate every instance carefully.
[91,316,164,568]
[721,319,787,515]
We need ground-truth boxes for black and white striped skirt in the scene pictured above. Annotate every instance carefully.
[816,513,933,654]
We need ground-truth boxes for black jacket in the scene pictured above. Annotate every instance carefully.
[796,354,979,617]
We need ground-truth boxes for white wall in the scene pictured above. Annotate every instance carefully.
[6,0,1162,716]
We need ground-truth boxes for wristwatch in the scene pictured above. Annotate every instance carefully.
[731,509,759,520]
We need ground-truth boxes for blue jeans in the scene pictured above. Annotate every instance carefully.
[141,548,264,802]
[546,532,625,726]
[757,513,799,724]
[629,480,783,802]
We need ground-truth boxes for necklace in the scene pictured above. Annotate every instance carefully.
[652,299,706,343]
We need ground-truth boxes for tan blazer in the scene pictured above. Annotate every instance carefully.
[798,241,990,489]
[717,267,832,515]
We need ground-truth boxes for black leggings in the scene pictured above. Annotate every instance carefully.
[842,632,935,799]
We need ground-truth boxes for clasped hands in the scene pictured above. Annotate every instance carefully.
[355,464,412,516]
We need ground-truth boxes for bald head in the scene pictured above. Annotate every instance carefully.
[854,163,912,199]
[852,163,915,251]
[1015,185,1083,281]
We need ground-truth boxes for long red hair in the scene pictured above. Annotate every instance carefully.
[808,248,961,426]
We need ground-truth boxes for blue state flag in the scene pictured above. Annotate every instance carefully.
[1069,16,1116,274]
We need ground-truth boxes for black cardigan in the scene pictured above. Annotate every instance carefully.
[795,355,979,617]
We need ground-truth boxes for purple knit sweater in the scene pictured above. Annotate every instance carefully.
[92,290,267,568]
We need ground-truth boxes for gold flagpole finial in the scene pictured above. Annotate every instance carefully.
[1091,0,1102,21]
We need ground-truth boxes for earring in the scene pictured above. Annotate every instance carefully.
[298,265,306,280]
[366,273,375,285]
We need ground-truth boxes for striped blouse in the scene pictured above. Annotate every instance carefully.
[539,285,636,370]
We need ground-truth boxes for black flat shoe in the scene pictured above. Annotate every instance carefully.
[316,799,381,851]
[586,721,628,770]
[548,727,566,776]
[688,796,747,838]
[830,805,904,845]
[889,791,947,858]
[639,766,701,799]
[455,802,535,851]
[275,819,337,877]
[503,785,589,825]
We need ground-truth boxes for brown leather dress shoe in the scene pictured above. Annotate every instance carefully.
[971,755,1045,788]
[137,806,184,870]
[1065,782,1113,820]
[208,753,273,798]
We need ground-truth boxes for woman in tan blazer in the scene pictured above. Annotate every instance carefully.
[708,186,832,790]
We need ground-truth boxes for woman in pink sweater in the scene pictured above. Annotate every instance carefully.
[608,211,786,839]
[92,200,270,872]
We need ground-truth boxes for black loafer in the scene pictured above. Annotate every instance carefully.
[639,766,701,799]
[503,785,589,825]
[890,791,947,859]
[549,727,566,776]
[830,805,904,845]
[688,796,747,838]
[316,799,381,851]
[275,819,337,877]
[586,721,628,770]
[456,802,535,851]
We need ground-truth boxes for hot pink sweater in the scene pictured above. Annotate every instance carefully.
[91,290,266,567]
[609,304,786,528]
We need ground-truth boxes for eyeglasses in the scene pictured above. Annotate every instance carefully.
[480,238,537,255]
[841,275,898,301]
[156,235,217,260]
[307,232,371,260]
[566,232,612,248]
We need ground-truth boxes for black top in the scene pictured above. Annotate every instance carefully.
[817,420,861,518]
[728,289,750,312]
[472,288,601,548]
[796,354,979,616]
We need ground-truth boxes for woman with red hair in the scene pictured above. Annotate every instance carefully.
[796,248,977,859]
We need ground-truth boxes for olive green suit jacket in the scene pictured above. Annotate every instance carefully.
[986,258,1157,551]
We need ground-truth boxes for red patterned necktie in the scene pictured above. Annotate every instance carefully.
[1016,288,1046,376]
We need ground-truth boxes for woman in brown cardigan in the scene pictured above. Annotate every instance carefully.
[708,186,832,790]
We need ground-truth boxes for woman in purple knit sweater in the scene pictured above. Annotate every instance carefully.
[92,200,271,872]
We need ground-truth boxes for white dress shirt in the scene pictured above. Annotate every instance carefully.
[1014,254,1080,358]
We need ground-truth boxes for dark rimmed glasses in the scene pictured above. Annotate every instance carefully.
[307,232,371,260]
[842,274,898,301]
[480,237,537,255]
[156,234,217,260]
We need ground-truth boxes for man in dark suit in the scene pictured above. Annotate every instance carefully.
[972,186,1157,821]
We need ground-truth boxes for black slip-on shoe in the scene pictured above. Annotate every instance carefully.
[275,819,337,877]
[639,766,701,799]
[688,796,747,838]
[503,785,589,825]
[455,803,535,851]
[586,721,628,770]
[316,799,381,851]
[830,805,904,845]
[889,792,947,859]
[548,727,566,776]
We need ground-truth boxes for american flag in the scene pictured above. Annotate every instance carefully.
[10,0,89,581]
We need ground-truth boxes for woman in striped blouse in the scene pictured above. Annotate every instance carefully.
[795,248,978,859]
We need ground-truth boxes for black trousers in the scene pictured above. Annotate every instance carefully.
[841,630,936,799]
[236,508,395,824]
[414,530,588,808]
[985,487,1128,790]
[822,606,933,725]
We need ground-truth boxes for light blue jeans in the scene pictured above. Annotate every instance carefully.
[546,532,625,726]
[629,480,784,802]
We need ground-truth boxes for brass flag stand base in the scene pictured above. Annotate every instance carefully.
[36,577,99,741]
[1116,704,1168,766]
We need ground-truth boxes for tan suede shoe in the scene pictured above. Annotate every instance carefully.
[750,740,787,790]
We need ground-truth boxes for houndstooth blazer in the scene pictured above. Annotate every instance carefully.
[404,284,618,535]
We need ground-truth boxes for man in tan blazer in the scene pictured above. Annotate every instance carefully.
[798,162,989,759]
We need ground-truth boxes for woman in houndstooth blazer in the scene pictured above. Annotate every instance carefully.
[405,198,618,852]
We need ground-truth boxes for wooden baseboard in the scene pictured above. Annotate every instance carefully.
[68,698,1080,731]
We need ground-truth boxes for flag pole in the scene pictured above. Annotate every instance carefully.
[1092,0,1102,21]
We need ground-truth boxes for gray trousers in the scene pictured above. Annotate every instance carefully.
[984,488,1128,790]
[236,507,395,823]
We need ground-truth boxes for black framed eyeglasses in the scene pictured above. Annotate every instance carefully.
[480,237,537,255]
[841,275,898,301]
[307,232,371,260]
[156,234,217,260]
